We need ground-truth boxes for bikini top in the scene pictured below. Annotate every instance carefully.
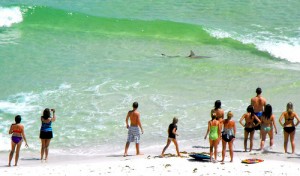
[13,129,22,133]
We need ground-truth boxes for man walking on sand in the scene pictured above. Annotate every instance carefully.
[251,87,267,135]
[124,102,144,157]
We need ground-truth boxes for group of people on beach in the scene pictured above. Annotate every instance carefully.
[8,108,56,166]
[123,87,300,163]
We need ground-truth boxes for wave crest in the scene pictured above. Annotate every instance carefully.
[0,6,23,27]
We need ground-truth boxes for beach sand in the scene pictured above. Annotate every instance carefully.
[1,145,300,176]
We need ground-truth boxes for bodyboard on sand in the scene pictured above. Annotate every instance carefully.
[189,153,210,160]
[241,158,264,164]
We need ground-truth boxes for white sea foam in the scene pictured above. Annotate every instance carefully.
[206,28,300,63]
[0,6,23,27]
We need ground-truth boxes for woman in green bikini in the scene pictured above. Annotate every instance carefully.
[204,113,221,162]
[260,104,277,151]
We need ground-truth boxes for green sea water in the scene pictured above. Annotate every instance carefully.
[0,1,300,155]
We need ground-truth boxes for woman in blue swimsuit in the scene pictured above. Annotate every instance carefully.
[279,102,300,154]
[40,108,56,160]
[8,115,29,166]
[260,104,277,151]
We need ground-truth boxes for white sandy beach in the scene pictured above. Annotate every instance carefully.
[1,145,300,176]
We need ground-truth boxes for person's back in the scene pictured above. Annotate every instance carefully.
[128,109,140,127]
[251,87,266,113]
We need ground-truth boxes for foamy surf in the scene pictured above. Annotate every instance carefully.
[0,6,23,27]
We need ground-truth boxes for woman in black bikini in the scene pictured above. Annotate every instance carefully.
[239,105,261,152]
[279,102,300,154]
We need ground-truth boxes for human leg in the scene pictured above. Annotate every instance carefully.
[249,131,255,152]
[260,129,267,150]
[8,142,16,166]
[243,131,249,152]
[14,142,22,166]
[228,140,234,162]
[213,140,218,162]
[290,131,296,154]
[221,140,226,162]
[209,139,213,161]
[283,132,289,153]
[172,139,181,157]
[124,142,130,157]
[161,139,171,157]
[44,139,51,160]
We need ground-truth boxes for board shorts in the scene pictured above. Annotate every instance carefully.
[254,112,263,130]
[127,126,140,143]
[40,131,53,139]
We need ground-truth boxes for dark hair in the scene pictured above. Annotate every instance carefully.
[15,115,21,124]
[256,87,262,94]
[214,100,221,110]
[247,105,255,117]
[172,117,178,124]
[264,104,272,120]
[42,108,51,120]
[133,102,138,109]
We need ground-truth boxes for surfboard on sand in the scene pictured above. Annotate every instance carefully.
[189,153,210,160]
[241,158,264,164]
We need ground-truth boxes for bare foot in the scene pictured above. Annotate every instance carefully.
[123,153,128,157]
[136,153,144,156]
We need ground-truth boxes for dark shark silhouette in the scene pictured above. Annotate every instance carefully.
[161,50,210,59]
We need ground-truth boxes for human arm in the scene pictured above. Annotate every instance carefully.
[272,115,278,134]
[239,114,245,127]
[253,115,261,126]
[51,109,56,122]
[278,112,285,127]
[137,113,144,134]
[21,126,29,148]
[294,113,300,127]
[204,121,210,139]
[233,121,237,138]
[125,112,130,128]
[8,124,14,134]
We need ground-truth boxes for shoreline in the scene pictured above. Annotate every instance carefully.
[1,144,300,176]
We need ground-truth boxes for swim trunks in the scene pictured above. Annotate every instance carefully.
[244,127,255,133]
[11,136,22,144]
[254,112,262,130]
[127,126,140,143]
[284,126,295,134]
[222,128,235,142]
[209,126,218,140]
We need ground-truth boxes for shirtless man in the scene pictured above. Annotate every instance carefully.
[251,87,266,131]
[124,102,144,157]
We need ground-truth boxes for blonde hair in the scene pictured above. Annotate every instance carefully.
[287,102,293,114]
[227,111,233,118]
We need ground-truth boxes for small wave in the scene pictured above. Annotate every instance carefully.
[206,28,300,63]
[0,6,23,27]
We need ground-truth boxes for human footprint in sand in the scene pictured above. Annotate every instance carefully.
[279,102,300,154]
[124,102,144,157]
[161,117,181,157]
[204,113,221,163]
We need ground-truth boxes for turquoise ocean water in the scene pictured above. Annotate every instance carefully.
[1,1,300,155]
